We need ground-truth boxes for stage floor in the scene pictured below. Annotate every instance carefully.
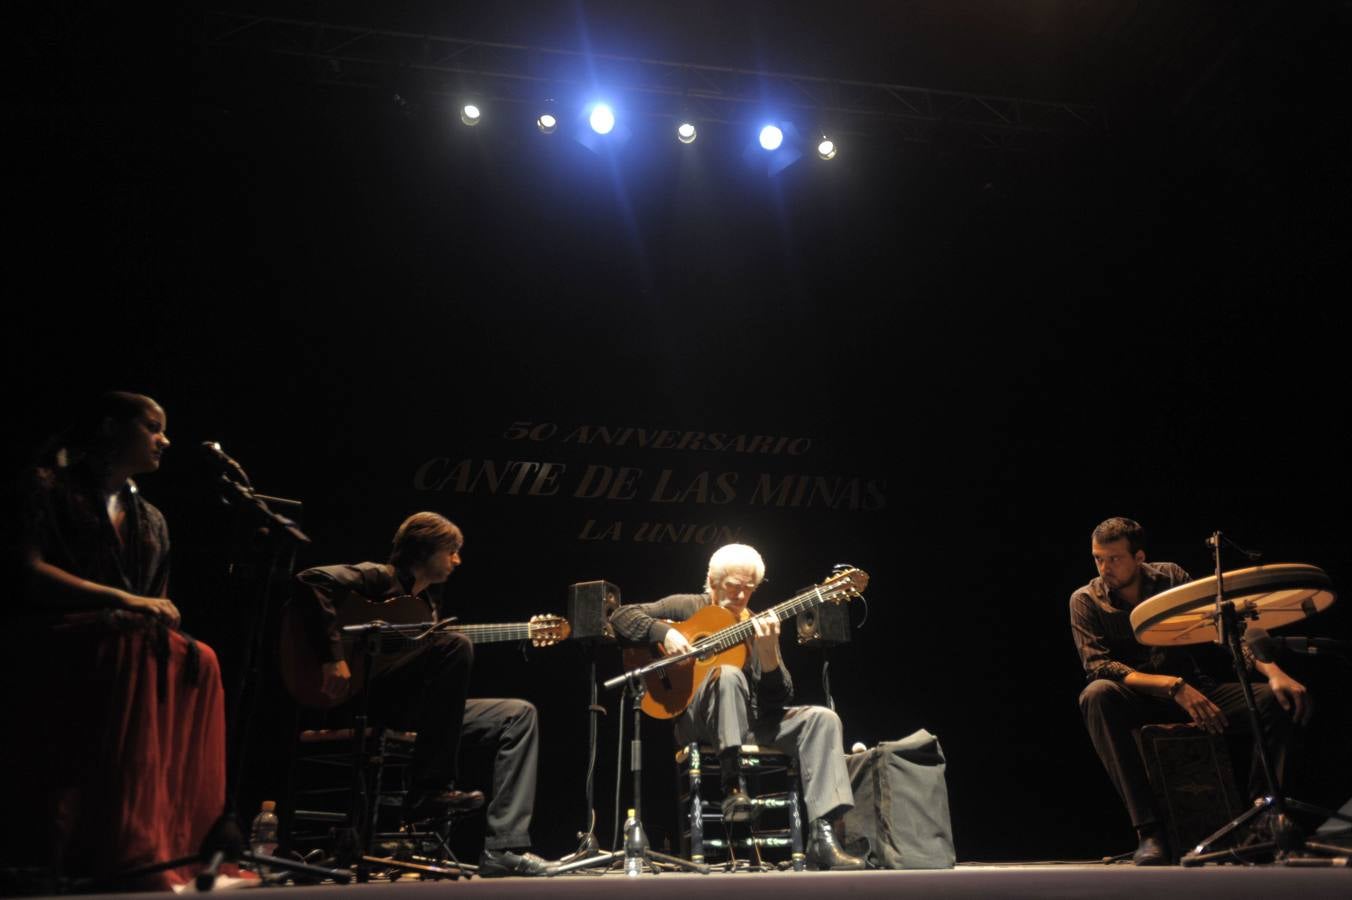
[70,861,1350,900]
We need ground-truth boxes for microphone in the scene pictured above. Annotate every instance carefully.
[1245,627,1279,663]
[1246,627,1352,660]
[1204,532,1263,560]
[201,441,253,487]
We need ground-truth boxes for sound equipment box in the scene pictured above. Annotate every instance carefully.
[567,580,620,642]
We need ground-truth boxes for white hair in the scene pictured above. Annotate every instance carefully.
[704,543,765,594]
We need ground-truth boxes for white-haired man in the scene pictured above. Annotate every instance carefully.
[609,544,863,870]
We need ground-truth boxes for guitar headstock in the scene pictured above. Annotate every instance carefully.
[528,614,572,646]
[819,566,869,604]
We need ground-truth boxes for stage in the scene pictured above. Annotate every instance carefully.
[58,862,1349,900]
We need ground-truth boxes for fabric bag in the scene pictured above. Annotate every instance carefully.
[838,728,956,869]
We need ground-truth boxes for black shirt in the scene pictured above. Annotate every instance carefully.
[1068,561,1217,688]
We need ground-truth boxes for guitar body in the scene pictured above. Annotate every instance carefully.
[279,595,569,710]
[621,603,748,719]
[614,566,869,720]
[279,594,434,710]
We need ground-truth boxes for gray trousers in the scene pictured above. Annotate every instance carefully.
[461,698,539,850]
[676,665,854,822]
[1079,679,1292,830]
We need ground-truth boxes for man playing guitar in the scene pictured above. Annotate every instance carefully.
[293,512,549,877]
[609,543,864,870]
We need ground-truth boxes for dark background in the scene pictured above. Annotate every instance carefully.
[8,1,1351,863]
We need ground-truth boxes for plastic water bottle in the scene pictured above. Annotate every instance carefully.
[623,808,646,877]
[250,800,280,875]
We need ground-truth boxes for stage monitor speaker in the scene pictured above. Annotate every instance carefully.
[796,602,851,647]
[568,580,619,642]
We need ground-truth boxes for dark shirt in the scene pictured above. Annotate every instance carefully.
[609,592,793,718]
[23,464,170,616]
[1069,561,1219,688]
[20,462,199,682]
[295,561,439,663]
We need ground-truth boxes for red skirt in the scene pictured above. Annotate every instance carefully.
[11,618,227,889]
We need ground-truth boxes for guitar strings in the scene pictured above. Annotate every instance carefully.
[688,577,860,655]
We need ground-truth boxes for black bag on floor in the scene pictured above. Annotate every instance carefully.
[838,729,956,869]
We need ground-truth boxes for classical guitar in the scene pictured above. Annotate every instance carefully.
[279,593,570,709]
[618,566,868,719]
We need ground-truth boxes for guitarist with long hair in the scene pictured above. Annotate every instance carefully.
[609,543,865,870]
[293,512,550,877]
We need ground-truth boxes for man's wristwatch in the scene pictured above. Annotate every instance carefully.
[1166,676,1185,699]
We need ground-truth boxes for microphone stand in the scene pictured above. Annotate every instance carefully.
[550,674,710,876]
[553,642,608,866]
[1180,531,1352,866]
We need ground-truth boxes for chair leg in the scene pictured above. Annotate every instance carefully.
[368,730,387,856]
[688,743,705,864]
[788,760,805,871]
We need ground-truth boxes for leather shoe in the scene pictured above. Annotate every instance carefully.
[805,817,865,870]
[478,848,552,877]
[721,789,753,823]
[1132,830,1170,866]
[403,787,485,821]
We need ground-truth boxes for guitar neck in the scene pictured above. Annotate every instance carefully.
[690,586,835,657]
[343,621,537,650]
[446,622,537,644]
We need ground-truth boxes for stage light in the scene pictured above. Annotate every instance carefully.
[537,112,558,134]
[677,121,697,144]
[589,104,616,135]
[744,121,803,175]
[460,103,482,127]
[817,137,838,160]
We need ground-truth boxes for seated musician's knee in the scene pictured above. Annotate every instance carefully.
[714,665,749,692]
[436,630,474,664]
[1079,679,1127,716]
[801,705,843,737]
[509,699,538,727]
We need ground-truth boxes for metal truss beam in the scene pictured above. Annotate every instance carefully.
[204,11,1106,150]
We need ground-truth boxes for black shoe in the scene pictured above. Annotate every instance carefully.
[1132,831,1170,866]
[805,818,866,870]
[478,848,552,877]
[721,789,753,823]
[403,787,485,821]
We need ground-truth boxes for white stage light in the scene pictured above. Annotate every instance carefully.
[460,104,482,127]
[677,121,697,144]
[759,124,784,151]
[589,104,616,135]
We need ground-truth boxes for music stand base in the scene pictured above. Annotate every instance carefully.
[548,848,711,876]
[359,855,466,880]
[1181,795,1352,866]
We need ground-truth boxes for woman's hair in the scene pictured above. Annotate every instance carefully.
[47,391,161,467]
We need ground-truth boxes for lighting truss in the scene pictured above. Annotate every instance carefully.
[206,10,1106,151]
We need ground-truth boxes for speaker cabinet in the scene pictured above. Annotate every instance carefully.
[568,580,620,642]
[796,602,851,647]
